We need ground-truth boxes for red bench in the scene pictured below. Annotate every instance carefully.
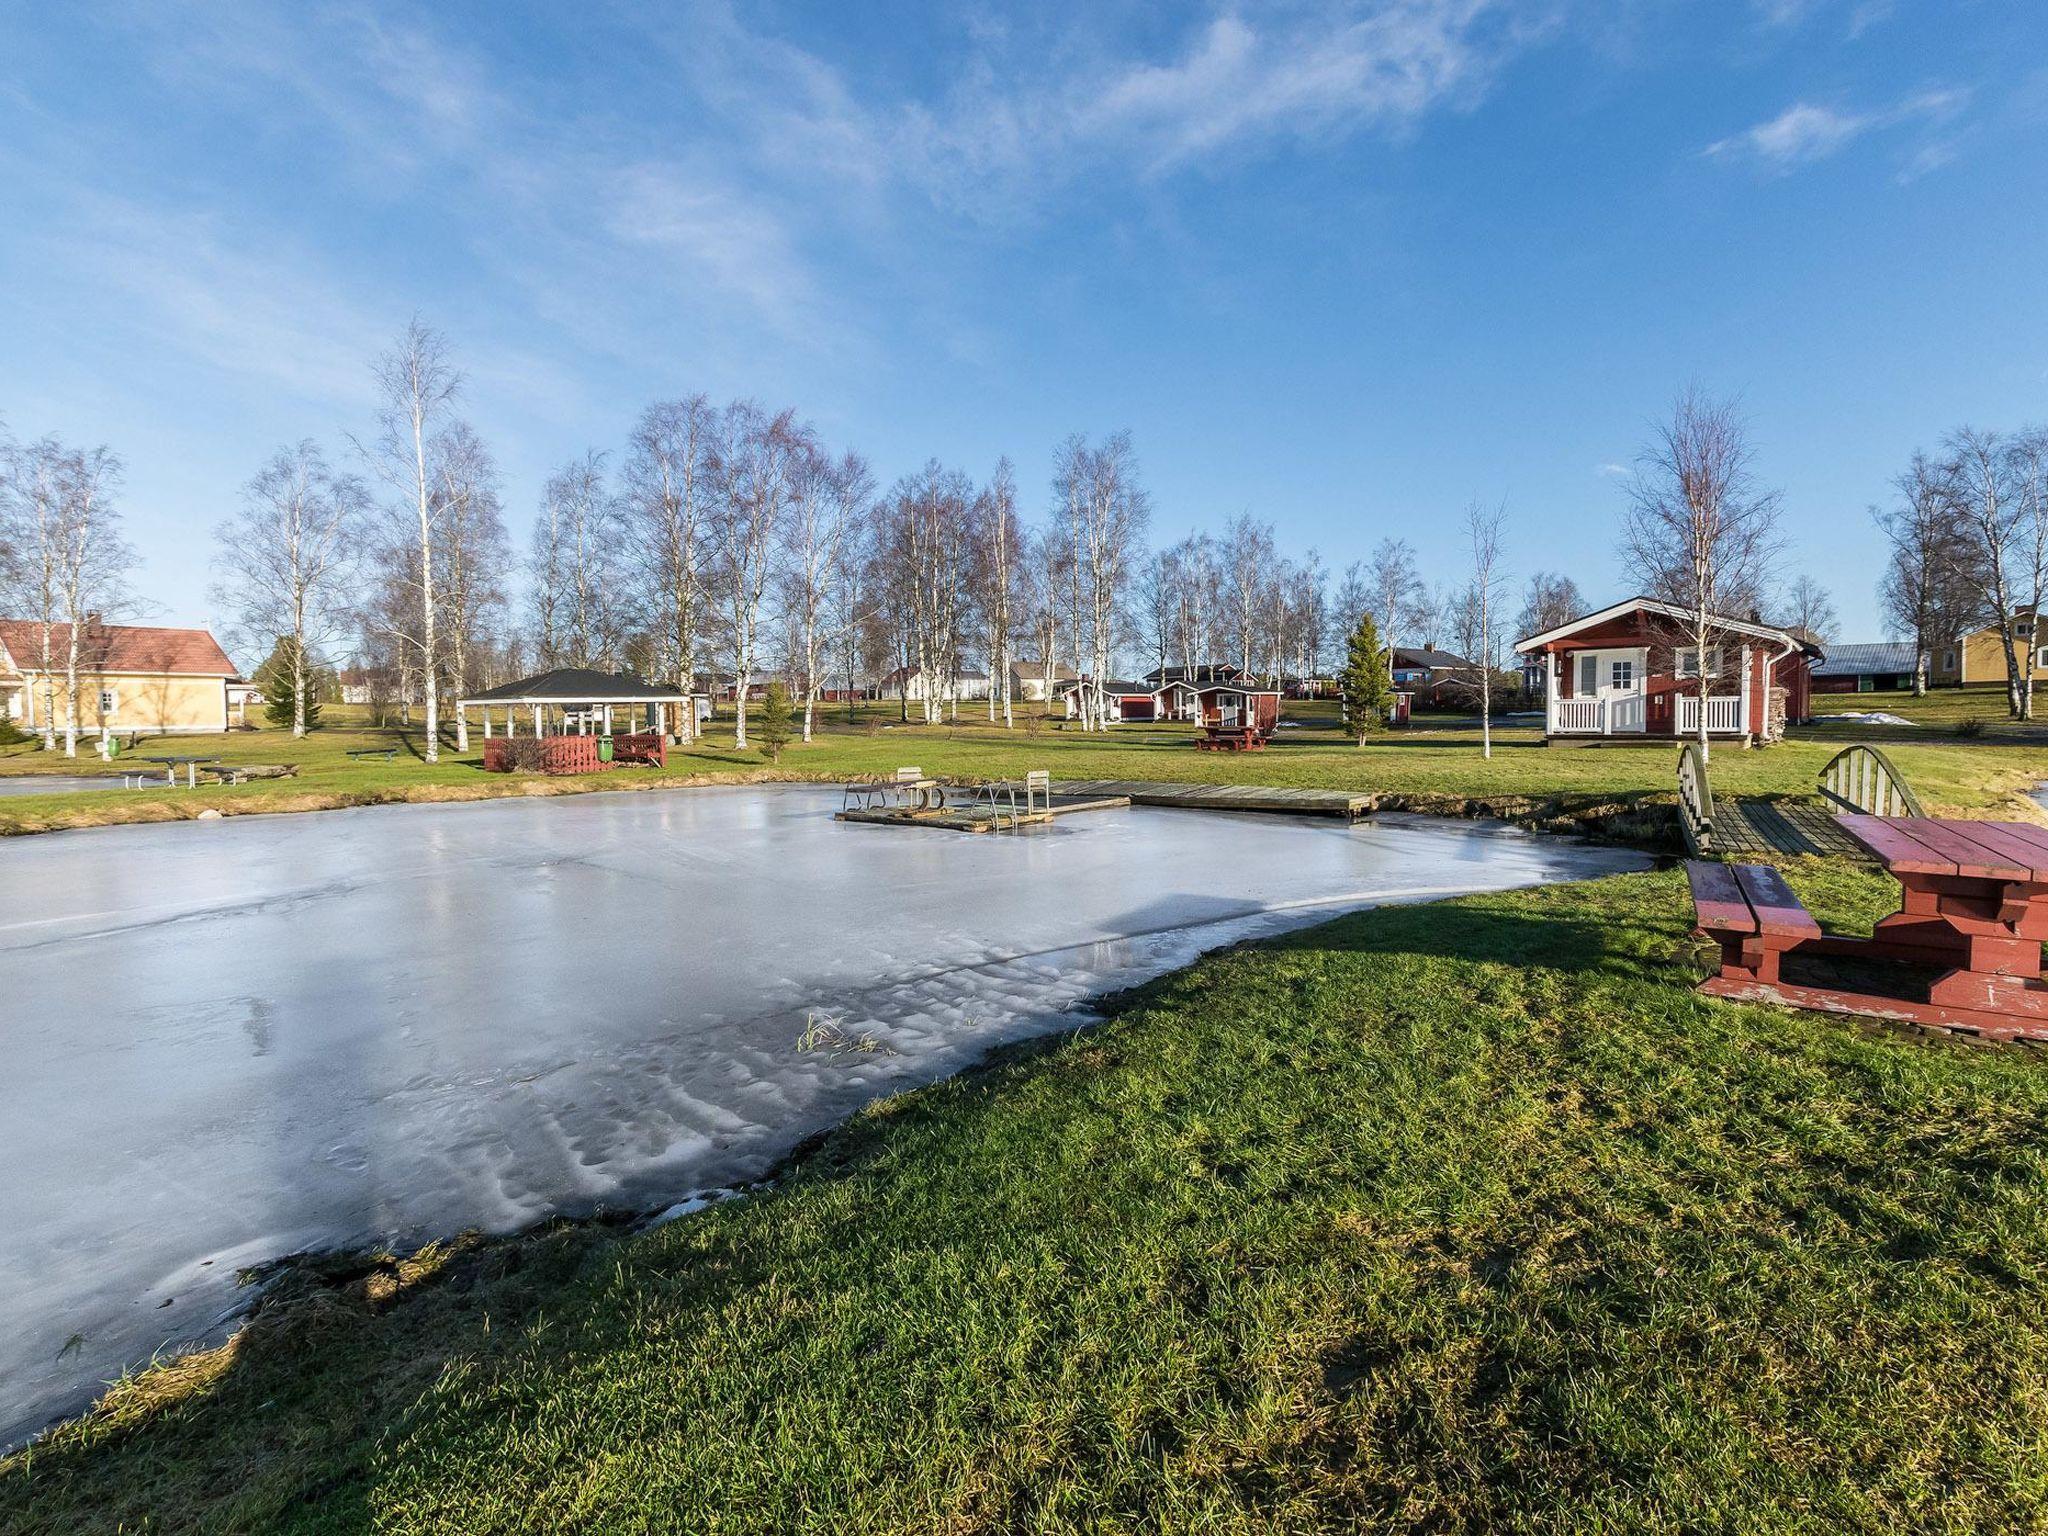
[1687,860,1821,986]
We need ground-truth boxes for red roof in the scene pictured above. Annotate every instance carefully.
[0,619,237,677]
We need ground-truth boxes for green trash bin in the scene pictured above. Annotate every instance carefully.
[597,735,614,763]
[104,734,122,758]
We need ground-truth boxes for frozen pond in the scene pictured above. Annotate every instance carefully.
[0,774,122,797]
[0,784,1648,1445]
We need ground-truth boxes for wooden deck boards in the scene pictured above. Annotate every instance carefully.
[1709,798,1874,861]
[1049,780,1373,819]
[836,793,1130,833]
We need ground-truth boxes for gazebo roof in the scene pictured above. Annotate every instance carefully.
[458,668,694,704]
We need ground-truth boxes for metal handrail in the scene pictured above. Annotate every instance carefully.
[1818,744,1924,819]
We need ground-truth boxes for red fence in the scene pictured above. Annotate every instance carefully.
[610,732,667,767]
[482,733,669,775]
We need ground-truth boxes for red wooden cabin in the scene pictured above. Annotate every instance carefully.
[1513,597,1818,745]
[1194,682,1281,750]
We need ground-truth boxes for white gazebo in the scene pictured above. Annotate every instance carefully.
[457,668,705,742]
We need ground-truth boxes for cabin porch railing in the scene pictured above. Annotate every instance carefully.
[1552,696,1604,733]
[1678,693,1747,735]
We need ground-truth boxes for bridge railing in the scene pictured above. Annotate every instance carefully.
[1818,744,1924,819]
[1677,741,1715,855]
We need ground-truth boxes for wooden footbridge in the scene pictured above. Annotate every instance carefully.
[1679,743,1921,862]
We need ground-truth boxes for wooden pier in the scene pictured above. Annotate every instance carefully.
[1048,780,1372,819]
[835,791,1130,833]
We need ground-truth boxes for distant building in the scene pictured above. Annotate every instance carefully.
[1928,612,2048,687]
[876,666,990,702]
[1390,647,1475,707]
[0,619,239,736]
[1811,642,1923,694]
[1008,660,1076,701]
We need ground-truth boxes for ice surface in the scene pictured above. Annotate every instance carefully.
[0,785,1648,1445]
[0,775,122,797]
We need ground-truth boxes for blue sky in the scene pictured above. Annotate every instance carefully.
[3,1,2045,645]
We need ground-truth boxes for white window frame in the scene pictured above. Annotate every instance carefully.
[1675,645,1720,679]
[2035,647,2048,671]
[98,687,118,714]
[1610,658,1635,691]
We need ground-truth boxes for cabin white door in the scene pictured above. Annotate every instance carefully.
[1574,649,1646,733]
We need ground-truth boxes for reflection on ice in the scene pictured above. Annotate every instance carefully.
[0,785,1648,1445]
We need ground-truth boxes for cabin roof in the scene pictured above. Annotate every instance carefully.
[459,668,692,703]
[1811,642,1921,677]
[0,619,237,677]
[1514,596,1812,654]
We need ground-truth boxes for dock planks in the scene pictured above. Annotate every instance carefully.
[836,793,1130,833]
[1049,780,1372,820]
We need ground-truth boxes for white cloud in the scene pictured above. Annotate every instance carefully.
[1704,86,1969,173]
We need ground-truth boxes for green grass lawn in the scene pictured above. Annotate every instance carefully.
[7,862,2048,1533]
[4,688,2046,835]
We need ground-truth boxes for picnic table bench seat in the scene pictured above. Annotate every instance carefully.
[1687,860,1821,986]
[347,746,400,762]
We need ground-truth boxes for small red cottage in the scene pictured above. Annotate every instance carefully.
[1513,597,1818,745]
[1194,681,1281,750]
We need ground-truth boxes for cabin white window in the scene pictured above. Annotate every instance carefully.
[1577,655,1598,693]
[1609,659,1635,690]
[1675,645,1720,679]
[98,688,118,714]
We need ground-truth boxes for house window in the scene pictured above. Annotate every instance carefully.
[2035,647,2048,671]
[98,689,117,714]
[1940,649,1956,672]
[1577,655,1598,693]
[1675,646,1719,679]
[2019,620,2036,638]
[1610,659,1634,690]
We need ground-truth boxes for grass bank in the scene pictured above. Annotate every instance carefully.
[7,862,2048,1532]
[4,689,2047,837]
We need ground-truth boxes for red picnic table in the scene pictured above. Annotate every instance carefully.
[1692,814,2048,1040]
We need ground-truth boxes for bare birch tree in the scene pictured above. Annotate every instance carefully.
[1621,386,1782,760]
[0,437,67,747]
[623,396,715,740]
[362,319,460,762]
[1365,538,1423,685]
[974,459,1023,726]
[780,443,871,741]
[1941,427,2035,718]
[711,403,801,747]
[1876,452,1968,696]
[1782,575,1839,644]
[1461,502,1508,760]
[211,441,366,737]
[1220,513,1275,682]
[431,422,509,750]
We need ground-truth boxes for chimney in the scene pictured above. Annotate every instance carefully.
[85,611,103,628]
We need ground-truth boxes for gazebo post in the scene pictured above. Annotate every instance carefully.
[603,704,614,734]
[533,704,543,737]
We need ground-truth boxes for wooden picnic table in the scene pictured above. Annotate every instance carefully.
[1834,813,2048,1029]
[1837,815,2048,974]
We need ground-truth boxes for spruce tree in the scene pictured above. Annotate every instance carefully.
[255,636,323,731]
[757,681,794,763]
[1339,612,1393,744]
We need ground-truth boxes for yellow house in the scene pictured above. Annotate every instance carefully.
[1928,612,2048,687]
[0,619,237,736]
